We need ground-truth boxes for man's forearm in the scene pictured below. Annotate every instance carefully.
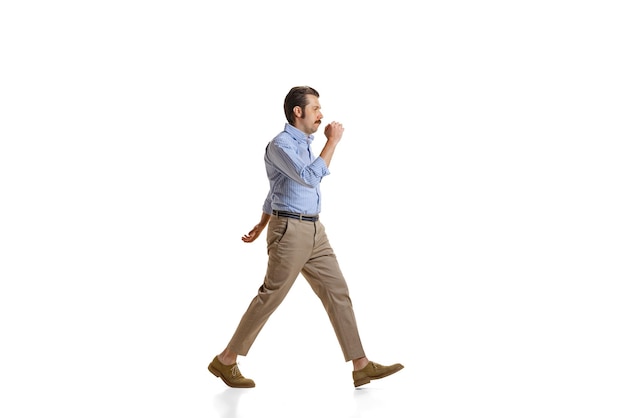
[320,121,343,168]
[258,211,272,228]
[320,141,339,168]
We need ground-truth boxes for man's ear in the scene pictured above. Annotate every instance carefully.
[293,106,303,119]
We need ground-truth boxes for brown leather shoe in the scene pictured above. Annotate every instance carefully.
[208,356,255,388]
[353,361,404,387]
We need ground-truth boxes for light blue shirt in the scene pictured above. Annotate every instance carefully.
[262,123,330,215]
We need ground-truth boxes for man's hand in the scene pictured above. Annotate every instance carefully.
[242,224,263,243]
[324,121,344,144]
[242,213,271,243]
[320,121,344,168]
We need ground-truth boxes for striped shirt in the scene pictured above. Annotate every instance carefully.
[262,123,330,215]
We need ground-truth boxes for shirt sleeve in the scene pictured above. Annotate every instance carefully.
[262,190,272,214]
[266,138,330,188]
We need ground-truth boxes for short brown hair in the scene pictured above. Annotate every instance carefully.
[283,86,319,125]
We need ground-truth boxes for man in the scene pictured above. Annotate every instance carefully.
[208,86,403,388]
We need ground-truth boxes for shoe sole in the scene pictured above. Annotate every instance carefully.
[208,363,255,388]
[354,364,404,387]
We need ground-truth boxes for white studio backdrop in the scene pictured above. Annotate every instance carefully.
[1,1,625,417]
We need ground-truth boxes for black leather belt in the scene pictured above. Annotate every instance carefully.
[272,210,319,222]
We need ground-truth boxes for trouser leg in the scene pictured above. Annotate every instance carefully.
[301,221,366,361]
[227,216,313,355]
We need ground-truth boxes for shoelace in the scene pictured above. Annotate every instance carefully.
[231,364,242,378]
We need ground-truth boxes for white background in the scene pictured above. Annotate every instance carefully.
[1,1,625,417]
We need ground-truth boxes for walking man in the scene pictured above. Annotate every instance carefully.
[208,86,403,388]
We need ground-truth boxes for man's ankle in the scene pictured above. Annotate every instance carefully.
[353,357,369,371]
[218,353,237,365]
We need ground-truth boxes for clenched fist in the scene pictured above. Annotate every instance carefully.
[324,121,344,144]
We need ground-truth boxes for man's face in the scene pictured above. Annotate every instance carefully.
[297,95,324,135]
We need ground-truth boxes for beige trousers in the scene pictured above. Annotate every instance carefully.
[227,215,366,361]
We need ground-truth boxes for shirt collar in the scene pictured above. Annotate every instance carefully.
[285,123,314,145]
